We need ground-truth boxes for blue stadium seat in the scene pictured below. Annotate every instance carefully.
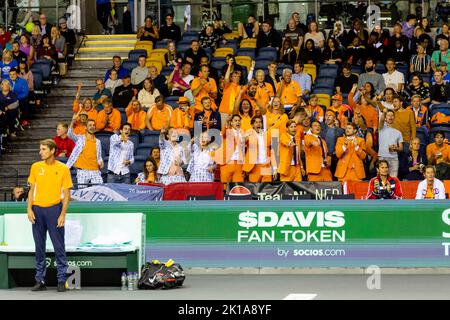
[130,155,148,175]
[141,130,160,145]
[276,64,293,77]
[219,40,238,54]
[257,50,277,61]
[312,87,334,95]
[177,43,191,54]
[315,77,335,89]
[166,99,178,109]
[416,126,428,146]
[120,111,127,125]
[182,32,199,42]
[95,132,113,157]
[420,73,431,85]
[375,64,386,74]
[429,126,450,141]
[351,65,362,74]
[397,65,409,82]
[237,48,256,60]
[161,66,174,77]
[211,57,226,71]
[129,133,140,153]
[254,59,272,71]
[203,48,213,60]
[136,143,157,157]
[122,59,138,72]
[155,40,169,49]
[128,49,147,61]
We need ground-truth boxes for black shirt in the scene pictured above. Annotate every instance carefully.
[184,48,208,66]
[113,84,134,109]
[159,23,181,42]
[431,82,450,103]
[140,26,158,43]
[60,29,77,46]
[12,50,28,65]
[257,29,282,51]
[334,74,359,94]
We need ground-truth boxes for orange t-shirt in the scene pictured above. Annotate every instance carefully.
[74,137,98,170]
[265,112,289,135]
[219,82,241,114]
[426,143,450,164]
[147,104,173,131]
[73,124,87,135]
[276,81,302,106]
[240,113,253,133]
[96,108,121,132]
[170,108,195,129]
[191,77,218,111]
[73,100,98,122]
[306,105,324,122]
[255,83,274,109]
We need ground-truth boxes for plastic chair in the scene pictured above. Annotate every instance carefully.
[211,57,226,71]
[239,39,257,48]
[146,59,163,73]
[235,56,252,71]
[314,93,331,108]
[213,47,234,58]
[141,131,160,145]
[315,77,335,89]
[257,47,277,60]
[122,59,138,72]
[237,48,256,60]
[303,64,317,83]
[128,49,147,61]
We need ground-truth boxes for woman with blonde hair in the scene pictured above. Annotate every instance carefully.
[0,79,19,137]
[50,26,66,60]
[259,96,288,134]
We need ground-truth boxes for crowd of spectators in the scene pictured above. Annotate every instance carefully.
[15,11,446,200]
[0,13,76,152]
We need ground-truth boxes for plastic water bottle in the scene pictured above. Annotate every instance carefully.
[127,272,133,291]
[121,272,127,291]
[133,272,139,290]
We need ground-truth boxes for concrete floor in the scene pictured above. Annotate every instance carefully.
[0,275,450,300]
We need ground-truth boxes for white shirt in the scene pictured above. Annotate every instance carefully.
[415,179,446,199]
[115,147,130,175]
[382,70,404,91]
[289,135,299,166]
[230,129,244,161]
[256,131,268,164]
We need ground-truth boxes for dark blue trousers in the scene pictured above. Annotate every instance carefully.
[32,203,68,283]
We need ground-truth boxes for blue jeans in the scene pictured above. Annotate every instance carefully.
[32,203,68,283]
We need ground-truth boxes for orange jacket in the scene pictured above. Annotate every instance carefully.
[96,108,121,132]
[242,129,275,173]
[170,107,195,129]
[278,132,303,176]
[213,128,245,165]
[303,134,331,174]
[348,92,379,131]
[335,136,367,180]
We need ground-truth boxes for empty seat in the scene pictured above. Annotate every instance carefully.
[303,64,317,83]
[239,39,257,48]
[182,31,199,42]
[237,48,256,60]
[141,130,161,145]
[128,49,147,61]
[154,40,170,49]
[315,77,335,88]
[136,143,157,157]
[313,87,334,96]
[122,59,138,72]
[95,132,113,157]
[257,47,277,60]
[211,57,226,70]
[213,47,234,58]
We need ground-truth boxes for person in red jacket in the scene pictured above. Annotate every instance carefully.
[366,159,403,199]
[53,122,75,158]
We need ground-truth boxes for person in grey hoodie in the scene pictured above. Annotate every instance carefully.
[131,55,149,88]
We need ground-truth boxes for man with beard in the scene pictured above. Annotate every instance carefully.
[357,57,386,94]
[67,114,104,188]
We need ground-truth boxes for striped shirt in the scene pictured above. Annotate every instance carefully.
[107,134,135,175]
[410,54,430,73]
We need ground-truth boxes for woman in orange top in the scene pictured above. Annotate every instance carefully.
[219,60,242,115]
[73,83,98,122]
[125,98,147,131]
[233,88,255,133]
[255,69,274,109]
[348,83,379,132]
[135,158,158,184]
[260,96,289,135]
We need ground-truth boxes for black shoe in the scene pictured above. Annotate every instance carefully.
[57,282,66,292]
[31,281,47,292]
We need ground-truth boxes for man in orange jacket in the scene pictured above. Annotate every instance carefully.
[335,122,367,181]
[303,120,333,181]
[242,116,275,182]
[96,98,121,133]
[278,120,305,181]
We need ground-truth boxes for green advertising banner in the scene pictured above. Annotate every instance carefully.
[1,200,450,268]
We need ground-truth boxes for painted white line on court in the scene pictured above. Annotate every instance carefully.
[283,293,317,300]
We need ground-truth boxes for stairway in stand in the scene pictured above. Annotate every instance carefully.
[0,34,137,197]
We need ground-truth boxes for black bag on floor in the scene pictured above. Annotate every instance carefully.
[138,259,185,290]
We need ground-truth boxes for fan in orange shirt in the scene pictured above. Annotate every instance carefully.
[328,94,353,128]
[305,94,325,122]
[303,120,333,181]
[278,120,305,181]
[96,98,121,133]
[219,60,243,121]
[233,88,255,133]
[170,96,195,130]
[72,112,88,135]
[254,69,275,109]
[191,65,218,112]
[125,98,147,131]
[276,68,302,108]
[145,96,173,131]
[259,96,289,135]
[349,84,379,132]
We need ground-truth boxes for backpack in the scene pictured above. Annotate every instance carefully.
[138,259,185,290]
